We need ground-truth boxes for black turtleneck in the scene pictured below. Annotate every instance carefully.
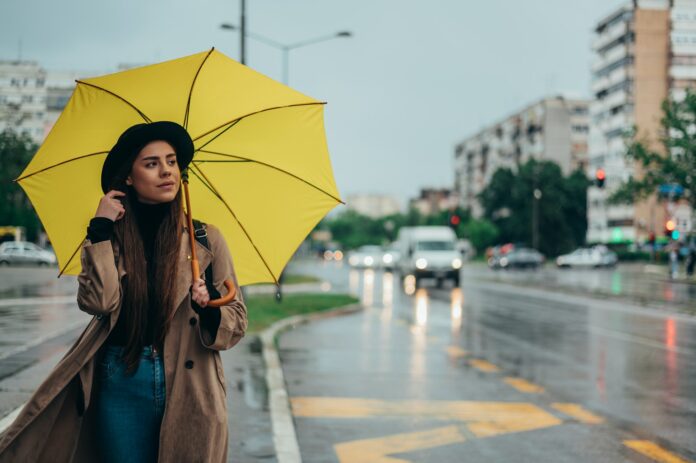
[86,199,221,347]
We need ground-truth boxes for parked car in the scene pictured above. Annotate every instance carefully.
[394,226,461,287]
[347,245,385,269]
[0,241,57,266]
[491,247,544,269]
[556,246,617,268]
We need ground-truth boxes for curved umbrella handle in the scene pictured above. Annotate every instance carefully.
[206,279,237,307]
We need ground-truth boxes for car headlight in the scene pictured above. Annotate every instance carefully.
[383,254,393,264]
[415,258,428,270]
[349,256,359,266]
[500,257,508,267]
[364,256,374,266]
[452,258,462,269]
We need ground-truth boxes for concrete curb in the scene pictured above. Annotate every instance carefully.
[259,302,363,463]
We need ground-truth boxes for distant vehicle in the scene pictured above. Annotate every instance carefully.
[556,246,617,268]
[490,247,544,269]
[381,245,400,271]
[0,241,57,267]
[394,226,461,287]
[347,245,384,269]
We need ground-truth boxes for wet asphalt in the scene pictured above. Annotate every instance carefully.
[280,261,696,462]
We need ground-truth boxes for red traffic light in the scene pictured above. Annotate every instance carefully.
[595,168,606,181]
[450,215,461,226]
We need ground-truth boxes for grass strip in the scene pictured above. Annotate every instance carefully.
[245,293,358,333]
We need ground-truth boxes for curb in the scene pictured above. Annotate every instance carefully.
[259,302,363,463]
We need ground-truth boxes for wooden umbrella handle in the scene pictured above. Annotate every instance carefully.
[183,171,238,308]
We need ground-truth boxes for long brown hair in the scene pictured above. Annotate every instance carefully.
[108,156,184,374]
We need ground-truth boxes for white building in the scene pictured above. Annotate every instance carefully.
[345,194,402,219]
[588,0,696,244]
[454,96,589,218]
[0,61,48,142]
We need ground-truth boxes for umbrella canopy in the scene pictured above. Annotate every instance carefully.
[16,48,343,286]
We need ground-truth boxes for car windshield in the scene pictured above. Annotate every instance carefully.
[416,241,455,251]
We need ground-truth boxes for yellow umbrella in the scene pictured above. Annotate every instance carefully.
[15,48,343,287]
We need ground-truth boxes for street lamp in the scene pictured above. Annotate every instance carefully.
[219,24,352,84]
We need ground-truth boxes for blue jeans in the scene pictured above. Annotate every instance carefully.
[95,344,166,463]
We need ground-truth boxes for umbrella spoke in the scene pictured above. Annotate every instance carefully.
[58,236,84,278]
[15,151,109,182]
[189,162,279,285]
[183,48,215,130]
[195,150,345,205]
[76,81,151,123]
[191,101,326,144]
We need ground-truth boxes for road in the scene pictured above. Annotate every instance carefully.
[281,260,696,462]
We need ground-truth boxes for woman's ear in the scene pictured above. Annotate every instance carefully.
[126,176,133,186]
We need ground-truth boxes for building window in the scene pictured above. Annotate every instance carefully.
[21,95,33,103]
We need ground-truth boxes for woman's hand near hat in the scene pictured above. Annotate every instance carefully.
[95,190,126,222]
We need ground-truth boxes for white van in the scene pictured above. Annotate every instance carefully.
[394,226,462,287]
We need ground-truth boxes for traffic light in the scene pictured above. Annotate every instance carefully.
[595,168,606,189]
[448,213,461,229]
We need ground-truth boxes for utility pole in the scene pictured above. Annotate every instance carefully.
[240,0,246,64]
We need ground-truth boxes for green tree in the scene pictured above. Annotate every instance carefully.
[479,159,589,256]
[611,89,696,210]
[0,130,41,241]
[463,219,499,253]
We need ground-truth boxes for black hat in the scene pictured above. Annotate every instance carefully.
[101,121,194,193]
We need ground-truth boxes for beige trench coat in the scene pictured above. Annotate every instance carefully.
[0,222,248,462]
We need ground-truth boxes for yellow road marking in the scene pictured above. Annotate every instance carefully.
[468,359,500,372]
[292,397,561,436]
[334,426,466,463]
[551,403,604,424]
[624,440,693,463]
[504,377,545,394]
[446,346,468,358]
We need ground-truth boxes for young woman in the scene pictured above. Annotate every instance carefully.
[0,121,248,463]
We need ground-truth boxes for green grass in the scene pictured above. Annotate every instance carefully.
[281,274,321,284]
[245,293,358,333]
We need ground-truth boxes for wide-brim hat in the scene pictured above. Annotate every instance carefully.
[101,121,194,193]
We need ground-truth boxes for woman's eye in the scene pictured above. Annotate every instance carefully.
[168,160,176,165]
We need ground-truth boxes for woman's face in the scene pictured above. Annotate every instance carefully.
[126,140,181,204]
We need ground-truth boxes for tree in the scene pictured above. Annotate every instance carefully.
[611,89,696,209]
[0,130,41,241]
[463,219,499,253]
[478,159,590,256]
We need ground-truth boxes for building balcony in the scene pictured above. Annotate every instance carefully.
[592,21,629,52]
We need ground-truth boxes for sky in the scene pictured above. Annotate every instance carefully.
[1,0,628,210]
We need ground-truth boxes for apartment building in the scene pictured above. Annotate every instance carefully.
[588,0,695,243]
[454,96,589,218]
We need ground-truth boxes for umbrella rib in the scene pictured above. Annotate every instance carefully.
[75,81,152,123]
[14,151,109,183]
[191,101,327,143]
[194,120,241,153]
[183,47,215,130]
[57,237,84,278]
[195,150,345,205]
[189,163,279,285]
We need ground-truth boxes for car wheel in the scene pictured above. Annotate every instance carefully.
[0,260,9,267]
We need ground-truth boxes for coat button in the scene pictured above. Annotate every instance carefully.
[185,360,194,369]
[189,317,197,326]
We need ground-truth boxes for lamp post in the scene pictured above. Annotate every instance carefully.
[219,24,351,84]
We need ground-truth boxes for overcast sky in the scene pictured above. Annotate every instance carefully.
[1,0,627,209]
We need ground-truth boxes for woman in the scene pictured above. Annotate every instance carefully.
[0,121,248,463]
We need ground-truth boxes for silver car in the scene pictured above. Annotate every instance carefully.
[0,241,57,266]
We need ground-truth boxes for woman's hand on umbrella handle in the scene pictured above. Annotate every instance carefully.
[95,190,126,222]
[206,279,237,307]
[191,278,210,308]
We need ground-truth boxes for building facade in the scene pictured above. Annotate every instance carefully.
[408,188,458,216]
[345,194,402,219]
[454,96,589,218]
[588,0,695,244]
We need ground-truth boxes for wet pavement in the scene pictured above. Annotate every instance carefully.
[280,262,696,462]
